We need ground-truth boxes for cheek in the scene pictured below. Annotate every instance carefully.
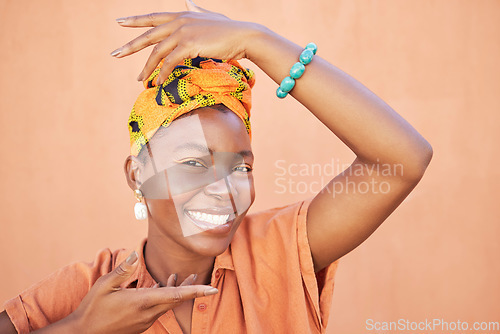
[145,198,177,221]
[249,176,256,201]
[233,175,255,214]
[146,175,255,220]
[146,188,199,220]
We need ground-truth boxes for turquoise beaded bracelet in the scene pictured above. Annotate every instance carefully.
[276,42,317,98]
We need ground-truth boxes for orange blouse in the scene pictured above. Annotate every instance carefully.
[4,199,339,333]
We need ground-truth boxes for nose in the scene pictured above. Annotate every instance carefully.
[204,174,238,200]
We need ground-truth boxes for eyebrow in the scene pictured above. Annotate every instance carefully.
[173,142,254,160]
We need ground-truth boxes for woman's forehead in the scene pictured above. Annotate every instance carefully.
[138,111,253,186]
[150,109,252,156]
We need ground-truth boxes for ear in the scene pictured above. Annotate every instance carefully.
[124,155,142,190]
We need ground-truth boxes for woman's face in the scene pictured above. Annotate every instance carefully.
[127,107,255,257]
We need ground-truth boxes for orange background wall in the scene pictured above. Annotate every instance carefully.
[1,1,498,333]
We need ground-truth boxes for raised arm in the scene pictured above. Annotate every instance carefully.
[111,1,433,272]
[247,29,432,270]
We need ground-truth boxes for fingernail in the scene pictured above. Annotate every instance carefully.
[126,251,138,265]
[204,287,218,296]
[192,274,197,282]
[116,17,127,24]
[110,48,122,57]
[137,73,144,81]
[174,273,178,283]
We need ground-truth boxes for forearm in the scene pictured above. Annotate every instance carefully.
[0,311,17,334]
[245,24,433,178]
[31,314,79,334]
[0,310,78,334]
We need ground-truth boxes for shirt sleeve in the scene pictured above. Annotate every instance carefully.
[3,248,116,334]
[296,198,340,331]
[233,197,340,333]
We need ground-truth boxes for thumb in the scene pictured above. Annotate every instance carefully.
[185,0,211,13]
[106,251,139,289]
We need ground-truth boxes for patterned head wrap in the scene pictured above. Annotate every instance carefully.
[128,57,255,157]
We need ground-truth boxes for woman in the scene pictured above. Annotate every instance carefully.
[0,1,433,333]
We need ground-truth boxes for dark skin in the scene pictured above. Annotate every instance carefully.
[0,108,252,334]
[0,0,433,333]
[0,312,15,334]
[126,107,255,333]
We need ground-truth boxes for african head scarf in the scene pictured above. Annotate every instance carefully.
[128,57,255,157]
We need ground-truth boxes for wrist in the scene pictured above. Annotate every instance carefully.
[54,312,83,333]
[238,23,306,88]
[240,22,276,63]
[31,313,82,334]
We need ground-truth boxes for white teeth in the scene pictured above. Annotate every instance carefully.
[187,211,230,225]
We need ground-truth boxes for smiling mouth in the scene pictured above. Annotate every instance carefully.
[185,210,234,226]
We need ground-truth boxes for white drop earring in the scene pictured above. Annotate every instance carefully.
[134,189,148,220]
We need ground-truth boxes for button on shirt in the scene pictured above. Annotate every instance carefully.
[4,199,339,333]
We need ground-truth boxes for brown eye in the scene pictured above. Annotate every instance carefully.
[178,159,207,168]
[234,164,253,173]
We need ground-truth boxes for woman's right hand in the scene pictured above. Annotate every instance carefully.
[110,0,265,85]
[34,251,218,334]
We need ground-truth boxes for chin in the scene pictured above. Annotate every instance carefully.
[146,194,253,257]
[181,213,247,257]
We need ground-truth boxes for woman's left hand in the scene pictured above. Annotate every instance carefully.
[111,0,260,84]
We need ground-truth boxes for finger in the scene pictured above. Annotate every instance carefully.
[111,19,184,59]
[185,0,202,13]
[135,283,160,291]
[102,251,139,289]
[116,12,183,27]
[185,0,213,14]
[179,274,197,287]
[156,46,188,85]
[166,273,177,287]
[111,27,164,58]
[137,34,182,82]
[147,285,219,306]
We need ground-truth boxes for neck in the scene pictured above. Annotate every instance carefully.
[144,232,216,287]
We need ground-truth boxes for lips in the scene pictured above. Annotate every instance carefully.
[186,210,231,225]
[184,208,237,233]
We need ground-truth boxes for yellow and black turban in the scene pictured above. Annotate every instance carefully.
[128,57,255,157]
